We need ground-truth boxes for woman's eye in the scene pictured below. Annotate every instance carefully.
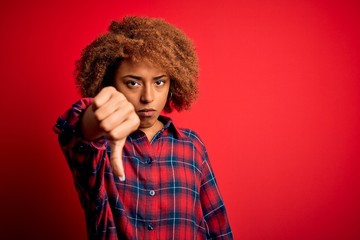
[155,80,165,86]
[127,81,140,87]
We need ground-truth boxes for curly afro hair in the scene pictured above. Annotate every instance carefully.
[75,16,199,112]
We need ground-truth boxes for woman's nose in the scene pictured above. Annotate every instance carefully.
[140,85,154,103]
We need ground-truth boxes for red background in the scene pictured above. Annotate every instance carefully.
[1,0,360,239]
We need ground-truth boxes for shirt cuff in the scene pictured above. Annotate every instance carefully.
[53,98,106,149]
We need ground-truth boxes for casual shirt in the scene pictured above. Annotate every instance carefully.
[53,98,233,240]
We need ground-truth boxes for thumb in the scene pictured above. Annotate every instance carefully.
[109,139,126,181]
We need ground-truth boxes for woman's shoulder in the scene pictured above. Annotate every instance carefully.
[178,128,206,148]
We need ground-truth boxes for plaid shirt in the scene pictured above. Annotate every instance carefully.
[53,98,233,240]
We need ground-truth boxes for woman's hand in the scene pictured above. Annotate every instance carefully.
[81,86,140,181]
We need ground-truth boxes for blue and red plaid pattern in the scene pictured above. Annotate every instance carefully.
[53,98,233,239]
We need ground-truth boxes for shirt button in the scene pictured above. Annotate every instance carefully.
[149,190,155,196]
[147,224,154,231]
[146,157,153,164]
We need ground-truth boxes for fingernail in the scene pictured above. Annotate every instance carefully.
[119,175,126,182]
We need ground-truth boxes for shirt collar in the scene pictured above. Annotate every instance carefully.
[128,115,186,141]
[158,115,186,140]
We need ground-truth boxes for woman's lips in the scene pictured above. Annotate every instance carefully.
[137,109,156,117]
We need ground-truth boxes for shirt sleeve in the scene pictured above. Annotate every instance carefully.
[200,148,233,239]
[54,99,119,239]
[53,98,109,209]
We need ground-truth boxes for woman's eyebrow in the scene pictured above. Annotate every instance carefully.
[122,74,168,80]
[154,74,167,80]
[122,74,142,80]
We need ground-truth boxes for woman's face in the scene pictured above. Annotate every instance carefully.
[114,59,170,132]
